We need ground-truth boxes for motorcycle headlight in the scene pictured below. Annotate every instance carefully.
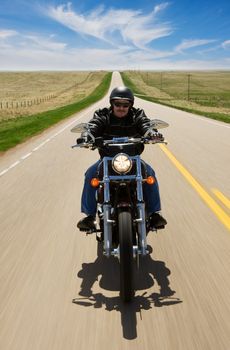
[112,153,132,174]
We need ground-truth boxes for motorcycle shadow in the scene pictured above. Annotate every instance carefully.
[73,243,182,340]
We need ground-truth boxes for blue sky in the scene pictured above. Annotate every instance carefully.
[0,0,229,70]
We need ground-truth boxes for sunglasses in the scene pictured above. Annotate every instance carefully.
[113,102,130,108]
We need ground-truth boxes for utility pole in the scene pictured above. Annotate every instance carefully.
[160,72,163,90]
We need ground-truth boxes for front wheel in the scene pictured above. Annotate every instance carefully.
[118,210,134,302]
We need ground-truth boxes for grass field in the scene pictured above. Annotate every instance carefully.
[0,72,112,152]
[121,71,230,123]
[0,71,107,121]
[1,69,229,152]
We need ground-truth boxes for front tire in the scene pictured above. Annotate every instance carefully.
[118,210,134,302]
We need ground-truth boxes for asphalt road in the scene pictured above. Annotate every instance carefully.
[0,72,230,350]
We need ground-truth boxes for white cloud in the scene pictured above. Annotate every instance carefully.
[126,48,175,61]
[0,29,18,39]
[0,4,229,71]
[121,11,172,49]
[1,43,229,71]
[25,35,67,51]
[47,2,172,49]
[222,40,230,49]
[153,3,170,15]
[0,29,67,52]
[175,39,216,53]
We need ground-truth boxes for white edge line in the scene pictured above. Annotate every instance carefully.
[9,161,20,169]
[0,161,21,176]
[0,169,9,176]
[192,116,230,128]
[21,152,32,160]
[0,104,97,177]
[1,102,228,177]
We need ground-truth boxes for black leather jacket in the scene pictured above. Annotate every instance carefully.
[88,107,151,157]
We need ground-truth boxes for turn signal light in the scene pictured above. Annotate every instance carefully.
[90,178,100,187]
[146,176,155,185]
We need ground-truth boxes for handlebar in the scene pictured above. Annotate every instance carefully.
[71,136,167,149]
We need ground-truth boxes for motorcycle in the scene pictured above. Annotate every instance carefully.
[71,119,169,302]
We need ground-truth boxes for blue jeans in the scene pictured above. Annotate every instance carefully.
[81,160,161,216]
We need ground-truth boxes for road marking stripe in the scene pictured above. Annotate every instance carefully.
[8,161,20,169]
[212,189,230,210]
[0,161,21,176]
[145,98,230,129]
[179,114,230,129]
[21,152,32,160]
[0,169,9,176]
[0,104,97,177]
[32,139,50,151]
[159,144,230,231]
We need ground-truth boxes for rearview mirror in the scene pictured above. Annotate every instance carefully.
[149,119,169,129]
[71,123,88,133]
[71,122,96,133]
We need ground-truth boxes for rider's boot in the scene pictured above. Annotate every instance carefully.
[149,212,167,229]
[77,215,96,231]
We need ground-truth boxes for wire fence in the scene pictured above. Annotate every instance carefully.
[0,95,56,109]
[0,73,93,110]
[139,71,230,108]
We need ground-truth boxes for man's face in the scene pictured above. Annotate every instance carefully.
[112,99,131,118]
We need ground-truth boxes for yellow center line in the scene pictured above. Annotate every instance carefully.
[212,189,230,210]
[159,144,230,231]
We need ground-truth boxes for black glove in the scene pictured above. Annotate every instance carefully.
[76,131,91,144]
[145,129,164,142]
[151,132,164,142]
[94,137,104,148]
[76,137,85,144]
[144,128,157,137]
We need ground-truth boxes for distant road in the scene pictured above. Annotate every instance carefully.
[0,72,230,350]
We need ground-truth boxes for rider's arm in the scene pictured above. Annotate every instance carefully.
[133,108,153,135]
[87,108,108,137]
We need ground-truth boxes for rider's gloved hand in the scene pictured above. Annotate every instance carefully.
[151,132,164,142]
[76,137,85,144]
[94,137,104,147]
[76,131,91,144]
[145,129,164,142]
[144,128,156,137]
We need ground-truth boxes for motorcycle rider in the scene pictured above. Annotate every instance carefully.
[77,86,167,231]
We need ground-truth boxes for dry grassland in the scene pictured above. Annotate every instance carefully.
[0,71,107,121]
[124,71,230,117]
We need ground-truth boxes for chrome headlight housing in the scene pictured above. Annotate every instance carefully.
[112,153,132,174]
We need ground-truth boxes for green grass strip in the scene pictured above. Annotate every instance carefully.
[0,72,112,151]
[121,72,230,124]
